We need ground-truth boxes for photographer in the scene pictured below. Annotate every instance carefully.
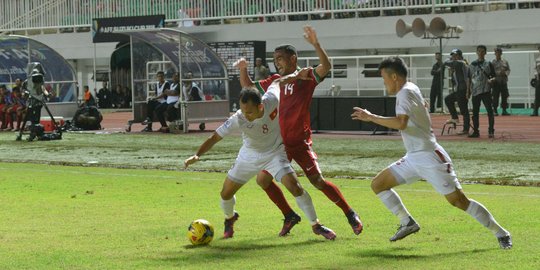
[23,63,49,140]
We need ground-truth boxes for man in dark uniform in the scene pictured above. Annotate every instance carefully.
[443,49,470,135]
[429,52,444,113]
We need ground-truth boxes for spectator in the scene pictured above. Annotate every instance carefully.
[491,48,511,116]
[12,87,27,131]
[443,48,470,135]
[469,45,496,138]
[111,84,125,109]
[123,86,131,108]
[429,52,444,113]
[81,85,96,107]
[254,57,270,80]
[155,72,180,133]
[182,71,204,101]
[142,71,169,132]
[0,85,14,130]
[531,46,540,116]
[97,81,111,108]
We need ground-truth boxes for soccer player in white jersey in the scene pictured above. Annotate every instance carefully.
[184,79,337,240]
[351,57,512,249]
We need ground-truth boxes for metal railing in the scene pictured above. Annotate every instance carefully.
[291,50,537,107]
[1,0,539,32]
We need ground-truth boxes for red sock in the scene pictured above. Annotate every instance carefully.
[263,181,293,216]
[320,180,351,214]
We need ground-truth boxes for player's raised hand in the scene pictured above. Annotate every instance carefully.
[184,155,200,169]
[303,25,319,45]
[351,107,373,122]
[233,58,248,70]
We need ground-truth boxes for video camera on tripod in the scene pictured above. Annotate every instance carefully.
[16,62,62,141]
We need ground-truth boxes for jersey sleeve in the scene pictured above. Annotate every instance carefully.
[395,89,412,116]
[255,74,281,94]
[215,112,240,138]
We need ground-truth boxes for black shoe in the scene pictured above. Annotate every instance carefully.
[468,132,480,138]
[498,234,513,249]
[501,110,510,116]
[457,130,469,135]
[489,133,494,139]
[141,117,151,125]
[346,210,363,235]
[224,212,239,239]
[279,211,301,236]
[141,126,153,132]
[531,112,539,117]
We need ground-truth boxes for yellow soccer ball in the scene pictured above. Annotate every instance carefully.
[187,219,214,245]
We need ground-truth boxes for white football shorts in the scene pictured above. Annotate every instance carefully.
[388,146,462,195]
[227,145,294,184]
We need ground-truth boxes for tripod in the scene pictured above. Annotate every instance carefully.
[16,94,62,141]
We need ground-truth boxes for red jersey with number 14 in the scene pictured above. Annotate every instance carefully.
[255,68,323,147]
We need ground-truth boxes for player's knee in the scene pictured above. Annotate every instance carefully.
[307,174,325,189]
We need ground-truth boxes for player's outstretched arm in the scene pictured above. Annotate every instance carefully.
[278,67,312,85]
[184,132,223,168]
[351,107,409,130]
[303,25,331,79]
[233,58,255,88]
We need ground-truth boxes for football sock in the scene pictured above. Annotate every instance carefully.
[377,189,412,225]
[295,190,318,225]
[320,180,352,214]
[263,181,294,216]
[466,199,508,237]
[220,196,236,219]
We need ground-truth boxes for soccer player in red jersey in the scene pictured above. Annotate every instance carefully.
[235,26,363,237]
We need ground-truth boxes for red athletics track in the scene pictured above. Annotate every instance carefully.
[99,111,540,143]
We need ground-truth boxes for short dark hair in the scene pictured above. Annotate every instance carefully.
[494,47,502,52]
[477,45,487,51]
[157,71,164,76]
[239,87,262,105]
[378,57,408,78]
[274,44,297,56]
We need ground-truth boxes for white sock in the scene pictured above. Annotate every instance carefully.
[377,189,412,225]
[466,199,508,237]
[220,196,236,219]
[295,190,319,225]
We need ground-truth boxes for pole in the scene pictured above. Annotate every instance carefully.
[439,37,445,114]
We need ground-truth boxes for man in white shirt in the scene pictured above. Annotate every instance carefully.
[184,78,337,240]
[155,72,180,133]
[142,71,169,132]
[351,57,512,249]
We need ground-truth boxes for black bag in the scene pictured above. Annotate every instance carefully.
[73,106,103,130]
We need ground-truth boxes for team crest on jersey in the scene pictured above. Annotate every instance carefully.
[269,108,278,120]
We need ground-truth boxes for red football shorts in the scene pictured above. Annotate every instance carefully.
[285,140,321,177]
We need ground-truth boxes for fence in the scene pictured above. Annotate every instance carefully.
[1,0,539,32]
[293,50,537,108]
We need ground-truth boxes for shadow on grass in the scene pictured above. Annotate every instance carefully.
[354,246,493,260]
[155,237,327,266]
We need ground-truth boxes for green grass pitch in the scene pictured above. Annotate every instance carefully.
[0,162,539,269]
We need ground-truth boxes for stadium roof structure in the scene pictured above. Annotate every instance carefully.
[115,28,230,130]
[121,28,228,82]
[0,35,77,85]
